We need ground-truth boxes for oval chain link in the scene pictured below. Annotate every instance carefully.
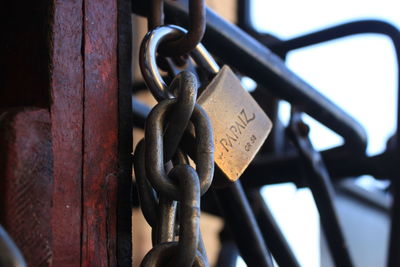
[133,72,213,267]
[148,0,206,56]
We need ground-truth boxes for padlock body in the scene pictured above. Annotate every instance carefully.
[198,66,273,183]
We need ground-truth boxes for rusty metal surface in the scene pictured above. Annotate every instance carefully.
[0,108,52,266]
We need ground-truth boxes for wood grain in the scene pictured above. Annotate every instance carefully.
[50,0,84,265]
[0,108,52,266]
[82,0,119,265]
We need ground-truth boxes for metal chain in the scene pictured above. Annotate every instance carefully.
[136,4,212,265]
[148,0,164,30]
[133,72,214,267]
[148,0,206,57]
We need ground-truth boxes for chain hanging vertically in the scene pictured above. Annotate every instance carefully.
[134,71,213,266]
[135,2,212,265]
[147,0,206,56]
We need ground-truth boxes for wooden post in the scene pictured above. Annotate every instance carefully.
[1,0,132,265]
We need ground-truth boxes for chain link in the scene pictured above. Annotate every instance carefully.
[133,72,214,267]
[160,0,206,56]
[163,71,198,162]
[141,242,207,267]
[148,0,206,56]
[148,0,164,30]
[140,25,219,104]
[143,88,214,200]
[136,5,212,264]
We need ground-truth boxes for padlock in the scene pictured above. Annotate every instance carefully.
[198,65,272,182]
[140,25,272,183]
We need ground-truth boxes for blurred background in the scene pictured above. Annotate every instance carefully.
[249,0,399,266]
[131,1,399,266]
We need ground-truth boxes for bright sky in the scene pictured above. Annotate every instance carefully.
[252,0,399,154]
[238,1,400,266]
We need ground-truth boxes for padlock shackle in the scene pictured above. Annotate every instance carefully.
[140,25,220,101]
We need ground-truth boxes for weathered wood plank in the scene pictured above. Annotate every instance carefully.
[50,0,84,265]
[82,0,119,265]
[2,0,128,265]
[0,108,52,266]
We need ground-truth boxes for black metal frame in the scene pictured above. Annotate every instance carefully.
[131,0,400,266]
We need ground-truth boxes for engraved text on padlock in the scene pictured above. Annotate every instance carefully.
[198,66,273,182]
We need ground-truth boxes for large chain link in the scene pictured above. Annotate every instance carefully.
[133,72,214,267]
[148,0,206,57]
[135,3,211,265]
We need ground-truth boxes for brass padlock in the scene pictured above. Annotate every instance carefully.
[140,25,272,183]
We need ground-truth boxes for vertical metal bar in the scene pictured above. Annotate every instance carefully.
[388,181,400,267]
[247,190,301,267]
[213,180,274,267]
[391,19,400,267]
[216,241,239,267]
[117,0,133,264]
[236,0,252,30]
[288,111,354,267]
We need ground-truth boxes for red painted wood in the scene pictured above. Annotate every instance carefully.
[82,0,118,265]
[50,0,84,265]
[2,0,123,265]
[0,108,52,266]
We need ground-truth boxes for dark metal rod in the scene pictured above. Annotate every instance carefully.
[269,20,400,63]
[216,242,239,267]
[247,190,301,267]
[236,0,253,31]
[132,96,150,129]
[242,147,399,188]
[162,0,367,152]
[269,21,400,266]
[288,112,354,267]
[338,179,391,213]
[131,97,399,187]
[273,21,400,267]
[268,19,400,151]
[213,180,274,267]
[388,180,400,267]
